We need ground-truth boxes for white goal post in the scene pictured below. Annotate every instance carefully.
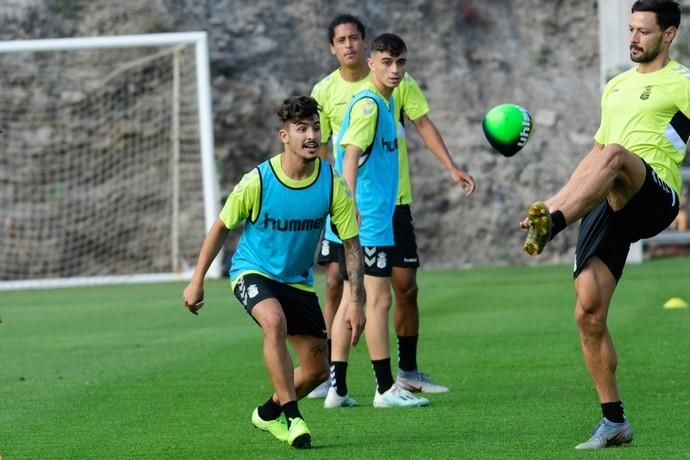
[0,32,222,290]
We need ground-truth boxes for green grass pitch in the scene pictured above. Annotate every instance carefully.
[1,258,690,459]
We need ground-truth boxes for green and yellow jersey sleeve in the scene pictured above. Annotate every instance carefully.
[393,73,431,205]
[394,73,430,122]
[339,94,380,152]
[329,172,359,241]
[595,60,690,194]
[311,69,370,148]
[219,167,261,229]
[311,68,370,149]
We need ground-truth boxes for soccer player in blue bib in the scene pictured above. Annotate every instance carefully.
[319,33,429,408]
[521,0,685,449]
[183,96,365,449]
[309,14,476,402]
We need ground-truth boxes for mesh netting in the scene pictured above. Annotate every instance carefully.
[0,45,205,282]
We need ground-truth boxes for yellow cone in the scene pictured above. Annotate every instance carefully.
[663,297,688,309]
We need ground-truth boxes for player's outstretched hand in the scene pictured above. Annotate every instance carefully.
[345,301,365,346]
[183,284,205,315]
[450,167,476,196]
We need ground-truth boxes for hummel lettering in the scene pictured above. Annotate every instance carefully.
[263,213,324,232]
[381,138,398,153]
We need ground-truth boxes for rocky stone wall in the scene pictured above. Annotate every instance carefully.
[3,0,686,268]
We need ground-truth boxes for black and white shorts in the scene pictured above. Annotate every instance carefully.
[574,161,679,281]
[338,245,394,278]
[317,238,343,266]
[318,204,420,271]
[391,204,420,268]
[233,273,327,338]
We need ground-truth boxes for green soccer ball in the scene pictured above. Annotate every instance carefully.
[482,103,534,157]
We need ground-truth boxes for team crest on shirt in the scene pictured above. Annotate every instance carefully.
[640,85,652,100]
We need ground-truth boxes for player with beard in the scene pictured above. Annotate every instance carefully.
[521,0,686,449]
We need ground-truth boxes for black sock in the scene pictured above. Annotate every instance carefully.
[258,396,282,421]
[282,400,302,427]
[327,338,332,364]
[550,210,566,239]
[601,401,625,423]
[372,358,394,394]
[331,361,348,396]
[397,335,418,372]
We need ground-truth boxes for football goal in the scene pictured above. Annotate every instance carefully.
[0,32,222,289]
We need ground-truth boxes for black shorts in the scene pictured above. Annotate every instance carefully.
[317,238,343,265]
[391,204,420,268]
[574,161,679,281]
[338,245,394,278]
[233,273,327,338]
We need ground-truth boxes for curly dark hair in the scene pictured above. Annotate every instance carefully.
[276,96,320,124]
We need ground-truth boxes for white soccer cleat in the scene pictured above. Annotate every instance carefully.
[324,386,358,408]
[575,417,634,449]
[396,370,449,394]
[306,380,329,399]
[373,383,430,408]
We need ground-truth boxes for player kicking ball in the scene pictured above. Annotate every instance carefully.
[522,0,685,449]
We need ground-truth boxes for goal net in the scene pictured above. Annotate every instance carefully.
[0,33,221,289]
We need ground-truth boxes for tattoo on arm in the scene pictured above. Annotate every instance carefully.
[343,237,365,303]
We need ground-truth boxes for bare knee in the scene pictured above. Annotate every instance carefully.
[392,269,418,304]
[574,299,606,337]
[260,312,287,343]
[326,270,341,289]
[394,279,418,303]
[325,269,343,296]
[371,290,392,312]
[601,144,626,173]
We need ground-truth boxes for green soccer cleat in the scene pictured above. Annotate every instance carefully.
[523,201,552,256]
[575,417,634,449]
[287,417,312,448]
[251,408,288,442]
